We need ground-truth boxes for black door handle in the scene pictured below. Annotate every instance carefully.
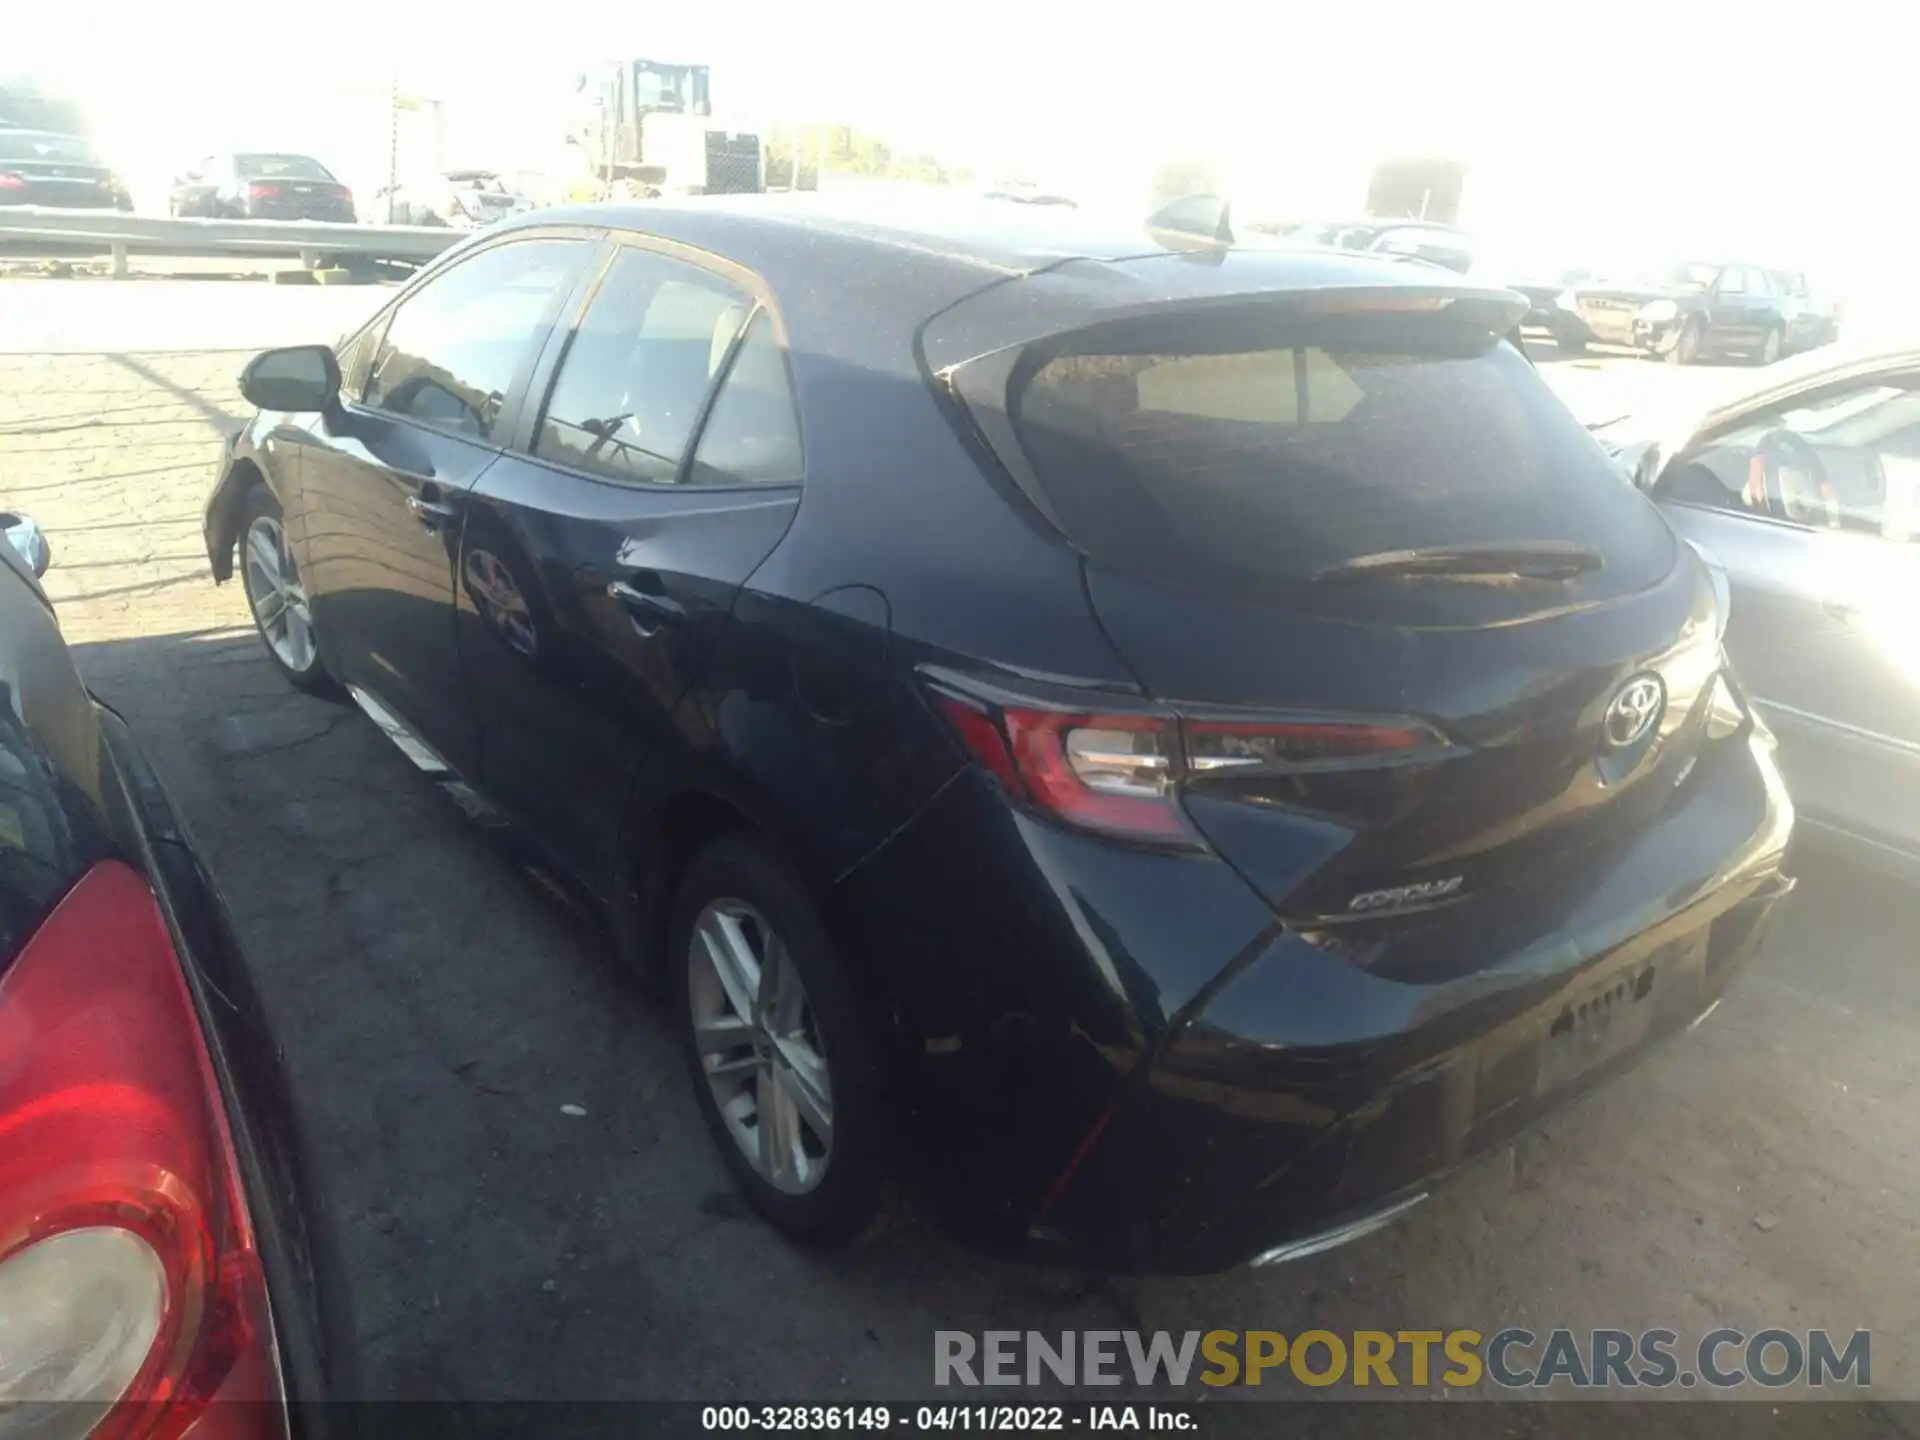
[607,579,686,637]
[406,493,458,530]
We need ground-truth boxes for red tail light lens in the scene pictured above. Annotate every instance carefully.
[1184,717,1440,771]
[245,183,279,201]
[1002,709,1186,840]
[933,680,1445,843]
[0,174,24,190]
[0,861,283,1437]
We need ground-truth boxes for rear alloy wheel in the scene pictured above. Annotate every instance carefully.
[238,487,335,695]
[1756,325,1784,366]
[672,836,885,1244]
[1667,316,1705,366]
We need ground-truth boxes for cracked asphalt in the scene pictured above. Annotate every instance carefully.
[2,279,1916,1417]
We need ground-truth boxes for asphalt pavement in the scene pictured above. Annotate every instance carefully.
[1,278,1915,1411]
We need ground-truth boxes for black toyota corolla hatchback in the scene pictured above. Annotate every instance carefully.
[205,197,1794,1274]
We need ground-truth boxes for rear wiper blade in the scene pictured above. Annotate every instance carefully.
[1314,541,1604,583]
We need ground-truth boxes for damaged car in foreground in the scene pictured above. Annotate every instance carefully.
[204,199,1794,1273]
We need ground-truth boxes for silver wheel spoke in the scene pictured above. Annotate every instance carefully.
[706,1052,764,1081]
[687,898,834,1196]
[283,605,314,670]
[694,1015,753,1056]
[247,526,281,587]
[699,910,761,1022]
[756,1068,791,1183]
[756,933,787,1024]
[246,516,318,674]
[772,1051,833,1152]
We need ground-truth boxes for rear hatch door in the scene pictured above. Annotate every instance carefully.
[935,266,1720,956]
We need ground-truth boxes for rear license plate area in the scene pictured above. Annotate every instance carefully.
[1534,931,1702,1095]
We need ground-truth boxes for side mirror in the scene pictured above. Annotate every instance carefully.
[0,512,51,578]
[240,345,340,413]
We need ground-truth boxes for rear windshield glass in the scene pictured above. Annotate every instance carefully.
[1009,315,1673,601]
[236,153,334,181]
[0,132,99,164]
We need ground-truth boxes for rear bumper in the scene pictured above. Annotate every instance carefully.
[244,199,356,223]
[850,722,1793,1273]
[1041,729,1793,1272]
[0,192,123,210]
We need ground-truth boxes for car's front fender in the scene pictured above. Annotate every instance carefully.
[203,422,283,582]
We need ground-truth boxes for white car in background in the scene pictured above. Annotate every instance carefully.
[379,169,534,229]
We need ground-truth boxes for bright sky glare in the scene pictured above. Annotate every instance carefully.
[8,0,1904,297]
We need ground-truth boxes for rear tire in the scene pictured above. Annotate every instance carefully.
[671,834,886,1247]
[237,485,338,697]
[1667,316,1704,366]
[1554,329,1587,355]
[1755,324,1784,366]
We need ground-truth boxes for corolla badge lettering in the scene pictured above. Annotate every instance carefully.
[1348,876,1465,913]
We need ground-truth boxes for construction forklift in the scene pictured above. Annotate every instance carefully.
[569,60,765,200]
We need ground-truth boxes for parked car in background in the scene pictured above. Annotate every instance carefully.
[170,152,355,222]
[379,169,535,229]
[0,518,353,1418]
[0,129,132,210]
[1549,261,1814,365]
[981,181,1078,208]
[1275,219,1476,273]
[204,200,1791,1274]
[1595,342,1920,871]
[1768,269,1842,353]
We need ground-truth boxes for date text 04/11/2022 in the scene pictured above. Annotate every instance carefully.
[700,1406,1198,1432]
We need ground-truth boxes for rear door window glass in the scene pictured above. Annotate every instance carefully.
[535,247,753,483]
[684,313,804,486]
[1010,315,1673,600]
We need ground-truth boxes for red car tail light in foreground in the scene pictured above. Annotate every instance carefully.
[244,183,279,202]
[0,174,24,190]
[0,861,283,1438]
[929,676,1447,844]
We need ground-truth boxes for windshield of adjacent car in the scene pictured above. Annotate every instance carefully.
[235,153,334,180]
[0,131,99,164]
[1657,262,1721,291]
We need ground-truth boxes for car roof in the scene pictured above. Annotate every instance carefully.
[525,192,1192,277]
[479,196,1523,378]
[510,193,1508,296]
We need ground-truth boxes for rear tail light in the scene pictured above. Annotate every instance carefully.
[929,675,1447,844]
[245,182,279,201]
[0,174,23,190]
[0,860,283,1437]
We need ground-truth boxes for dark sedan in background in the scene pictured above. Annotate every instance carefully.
[1597,342,1920,872]
[1548,261,1834,365]
[170,152,355,222]
[0,518,353,1420]
[205,199,1791,1274]
[0,128,132,210]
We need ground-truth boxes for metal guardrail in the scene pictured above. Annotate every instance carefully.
[0,206,464,271]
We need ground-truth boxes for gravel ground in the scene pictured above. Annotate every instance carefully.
[1,282,1914,1419]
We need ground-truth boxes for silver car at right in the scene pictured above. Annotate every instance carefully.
[1598,343,1920,871]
